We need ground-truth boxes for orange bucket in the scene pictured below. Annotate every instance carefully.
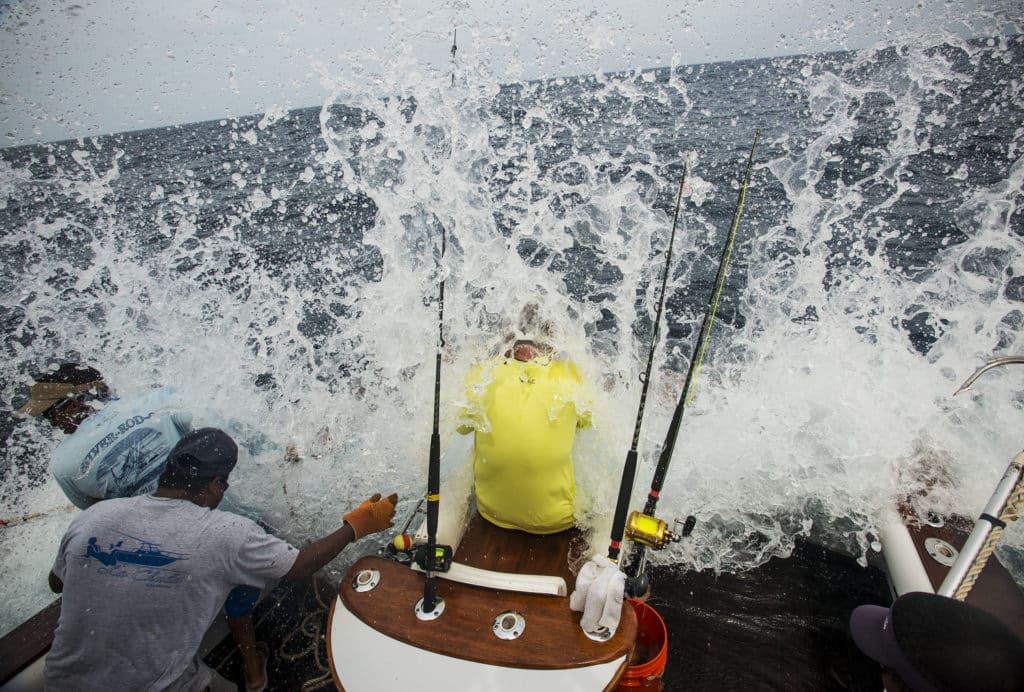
[617,599,668,690]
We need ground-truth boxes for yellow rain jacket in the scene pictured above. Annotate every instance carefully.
[457,356,591,534]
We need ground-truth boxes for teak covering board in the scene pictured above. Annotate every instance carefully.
[337,513,637,670]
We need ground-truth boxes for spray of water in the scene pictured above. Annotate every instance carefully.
[1,10,1021,636]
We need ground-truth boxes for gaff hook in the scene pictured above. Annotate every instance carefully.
[953,355,1024,396]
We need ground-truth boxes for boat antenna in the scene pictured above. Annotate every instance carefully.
[623,130,760,595]
[417,222,448,619]
[606,159,688,563]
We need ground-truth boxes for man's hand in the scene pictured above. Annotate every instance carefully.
[283,492,399,581]
[343,493,398,539]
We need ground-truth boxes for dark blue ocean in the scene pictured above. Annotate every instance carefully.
[1,34,1022,634]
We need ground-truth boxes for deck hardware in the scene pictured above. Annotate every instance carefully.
[492,611,526,640]
[924,538,959,567]
[910,497,945,528]
[352,569,381,592]
[415,595,446,621]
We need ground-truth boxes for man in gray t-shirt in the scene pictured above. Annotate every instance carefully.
[46,428,398,691]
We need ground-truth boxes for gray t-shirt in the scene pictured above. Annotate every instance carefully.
[45,494,299,692]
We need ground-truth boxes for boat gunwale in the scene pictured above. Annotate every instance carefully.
[333,554,637,671]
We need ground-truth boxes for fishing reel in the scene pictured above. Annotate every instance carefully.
[625,511,696,550]
[623,513,697,598]
[384,533,454,573]
[414,543,453,573]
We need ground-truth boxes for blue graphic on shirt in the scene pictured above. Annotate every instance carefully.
[85,534,190,568]
[92,428,170,498]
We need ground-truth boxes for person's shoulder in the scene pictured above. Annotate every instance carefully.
[204,507,266,538]
[464,359,502,388]
[87,495,138,511]
[68,495,136,526]
[470,359,500,376]
[544,358,583,380]
[203,510,282,556]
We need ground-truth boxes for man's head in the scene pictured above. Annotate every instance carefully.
[851,592,1024,692]
[505,339,553,362]
[498,303,557,361]
[18,364,110,434]
[158,428,238,508]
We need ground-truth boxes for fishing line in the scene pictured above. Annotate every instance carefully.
[606,160,689,562]
[0,503,75,528]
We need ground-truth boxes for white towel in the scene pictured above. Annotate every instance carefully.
[569,554,626,636]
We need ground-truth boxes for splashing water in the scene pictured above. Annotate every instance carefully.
[1,10,1022,636]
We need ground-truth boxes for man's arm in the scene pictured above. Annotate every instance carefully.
[283,493,397,580]
[49,571,63,593]
[283,523,356,581]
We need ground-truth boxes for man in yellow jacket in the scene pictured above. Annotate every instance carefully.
[458,339,591,534]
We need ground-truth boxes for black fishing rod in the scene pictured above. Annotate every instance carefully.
[622,130,761,594]
[415,29,460,614]
[606,161,689,563]
[450,29,457,87]
[417,223,449,619]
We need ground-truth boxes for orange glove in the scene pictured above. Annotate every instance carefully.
[343,493,398,539]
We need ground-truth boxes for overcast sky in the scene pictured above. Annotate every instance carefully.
[0,0,1016,147]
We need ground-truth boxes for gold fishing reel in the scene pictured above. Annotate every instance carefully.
[625,511,696,549]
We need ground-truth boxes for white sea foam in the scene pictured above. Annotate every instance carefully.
[1,19,1022,637]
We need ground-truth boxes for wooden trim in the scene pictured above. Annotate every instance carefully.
[0,597,60,684]
[340,555,636,669]
[336,514,635,672]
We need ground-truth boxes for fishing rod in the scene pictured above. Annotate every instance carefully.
[450,29,457,87]
[622,130,760,595]
[416,223,452,620]
[415,41,460,611]
[606,160,689,563]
